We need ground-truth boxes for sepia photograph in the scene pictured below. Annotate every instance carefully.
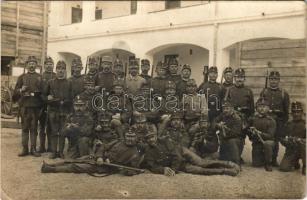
[1,0,306,199]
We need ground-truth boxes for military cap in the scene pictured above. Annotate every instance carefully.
[101,56,113,64]
[88,57,98,66]
[26,56,38,64]
[56,60,66,69]
[209,66,218,73]
[269,71,280,79]
[141,59,150,66]
[166,81,176,89]
[113,59,123,67]
[186,79,197,87]
[129,59,139,68]
[222,101,234,108]
[256,97,269,106]
[170,112,184,120]
[224,67,233,74]
[73,95,85,105]
[71,57,82,68]
[291,101,303,112]
[234,68,245,77]
[200,113,209,122]
[98,111,113,122]
[169,58,178,66]
[133,111,147,123]
[113,79,125,87]
[182,64,191,72]
[44,56,54,64]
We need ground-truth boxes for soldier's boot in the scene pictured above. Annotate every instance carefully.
[271,158,279,167]
[223,168,239,176]
[30,146,41,157]
[18,146,29,157]
[49,137,57,159]
[41,161,56,173]
[38,132,46,153]
[302,165,306,175]
[265,164,273,172]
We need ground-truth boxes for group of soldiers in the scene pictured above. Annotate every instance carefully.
[13,55,305,176]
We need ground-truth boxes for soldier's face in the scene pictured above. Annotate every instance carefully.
[292,111,303,121]
[234,76,245,86]
[56,67,66,79]
[135,121,146,129]
[165,88,176,96]
[88,64,98,74]
[129,67,139,76]
[209,72,218,82]
[181,69,191,79]
[169,65,178,74]
[157,68,167,76]
[100,120,111,129]
[141,65,150,73]
[74,104,86,113]
[72,66,82,76]
[223,106,233,115]
[269,77,280,88]
[224,72,233,83]
[146,134,157,146]
[102,62,112,73]
[125,135,137,146]
[257,104,269,115]
[186,85,196,94]
[27,61,37,73]
[85,84,95,93]
[170,118,182,129]
[44,62,54,73]
[199,121,208,129]
[113,86,124,95]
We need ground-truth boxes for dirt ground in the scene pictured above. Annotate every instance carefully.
[1,127,306,199]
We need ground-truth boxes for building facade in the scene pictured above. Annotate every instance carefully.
[47,1,306,103]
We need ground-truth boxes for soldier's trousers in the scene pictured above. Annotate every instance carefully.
[20,107,40,150]
[48,111,67,154]
[44,162,108,174]
[38,108,51,150]
[219,138,242,165]
[280,145,306,172]
[67,137,91,159]
[252,140,275,167]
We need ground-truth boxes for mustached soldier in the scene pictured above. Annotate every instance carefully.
[38,56,56,153]
[126,59,146,96]
[95,56,115,94]
[177,64,192,98]
[14,56,43,157]
[167,58,181,86]
[140,59,151,82]
[113,59,125,80]
[260,71,290,167]
[70,58,85,98]
[280,101,306,175]
[45,60,72,159]
[247,98,276,171]
[221,67,234,89]
[151,61,169,96]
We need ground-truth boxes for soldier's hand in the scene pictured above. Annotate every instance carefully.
[105,158,110,163]
[21,86,28,92]
[47,95,54,101]
[94,86,101,91]
[164,167,175,177]
[203,138,207,145]
[95,125,102,131]
[96,157,104,166]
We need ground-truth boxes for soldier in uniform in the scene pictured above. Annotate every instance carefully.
[260,71,290,166]
[95,56,115,93]
[280,101,306,175]
[151,61,169,96]
[167,59,181,85]
[62,96,94,159]
[247,98,276,171]
[140,59,151,82]
[85,57,99,83]
[143,129,240,176]
[41,129,142,176]
[213,101,243,166]
[189,113,219,159]
[38,56,56,153]
[226,68,254,163]
[177,64,192,98]
[14,56,43,157]
[70,57,84,98]
[79,77,97,119]
[126,59,146,95]
[198,66,223,122]
[45,60,72,159]
[222,67,234,89]
[113,58,125,80]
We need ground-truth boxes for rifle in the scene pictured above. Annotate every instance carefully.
[203,65,209,83]
[220,67,225,85]
[84,56,90,75]
[249,127,265,144]
[64,159,145,174]
[150,63,155,90]
[265,61,272,89]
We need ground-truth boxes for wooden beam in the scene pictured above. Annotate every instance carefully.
[15,2,20,61]
[41,1,48,69]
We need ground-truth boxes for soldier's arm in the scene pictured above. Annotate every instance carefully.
[283,91,290,122]
[249,88,255,115]
[12,75,23,102]
[225,115,243,138]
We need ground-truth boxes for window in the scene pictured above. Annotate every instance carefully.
[71,5,82,23]
[165,0,181,9]
[95,7,102,20]
[130,1,137,14]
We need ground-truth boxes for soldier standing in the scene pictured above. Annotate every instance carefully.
[214,101,243,166]
[39,56,56,153]
[260,71,290,166]
[126,59,146,95]
[221,67,234,100]
[198,66,223,122]
[70,58,84,98]
[84,57,99,83]
[247,98,276,171]
[280,101,306,175]
[14,56,43,157]
[113,59,125,80]
[151,61,169,96]
[62,96,94,159]
[95,56,115,93]
[177,64,192,98]
[167,59,181,85]
[45,60,72,159]
[140,59,151,82]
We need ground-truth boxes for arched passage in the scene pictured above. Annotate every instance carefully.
[146,43,209,85]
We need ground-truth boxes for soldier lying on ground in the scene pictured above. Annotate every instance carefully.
[143,126,240,176]
[41,129,143,176]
